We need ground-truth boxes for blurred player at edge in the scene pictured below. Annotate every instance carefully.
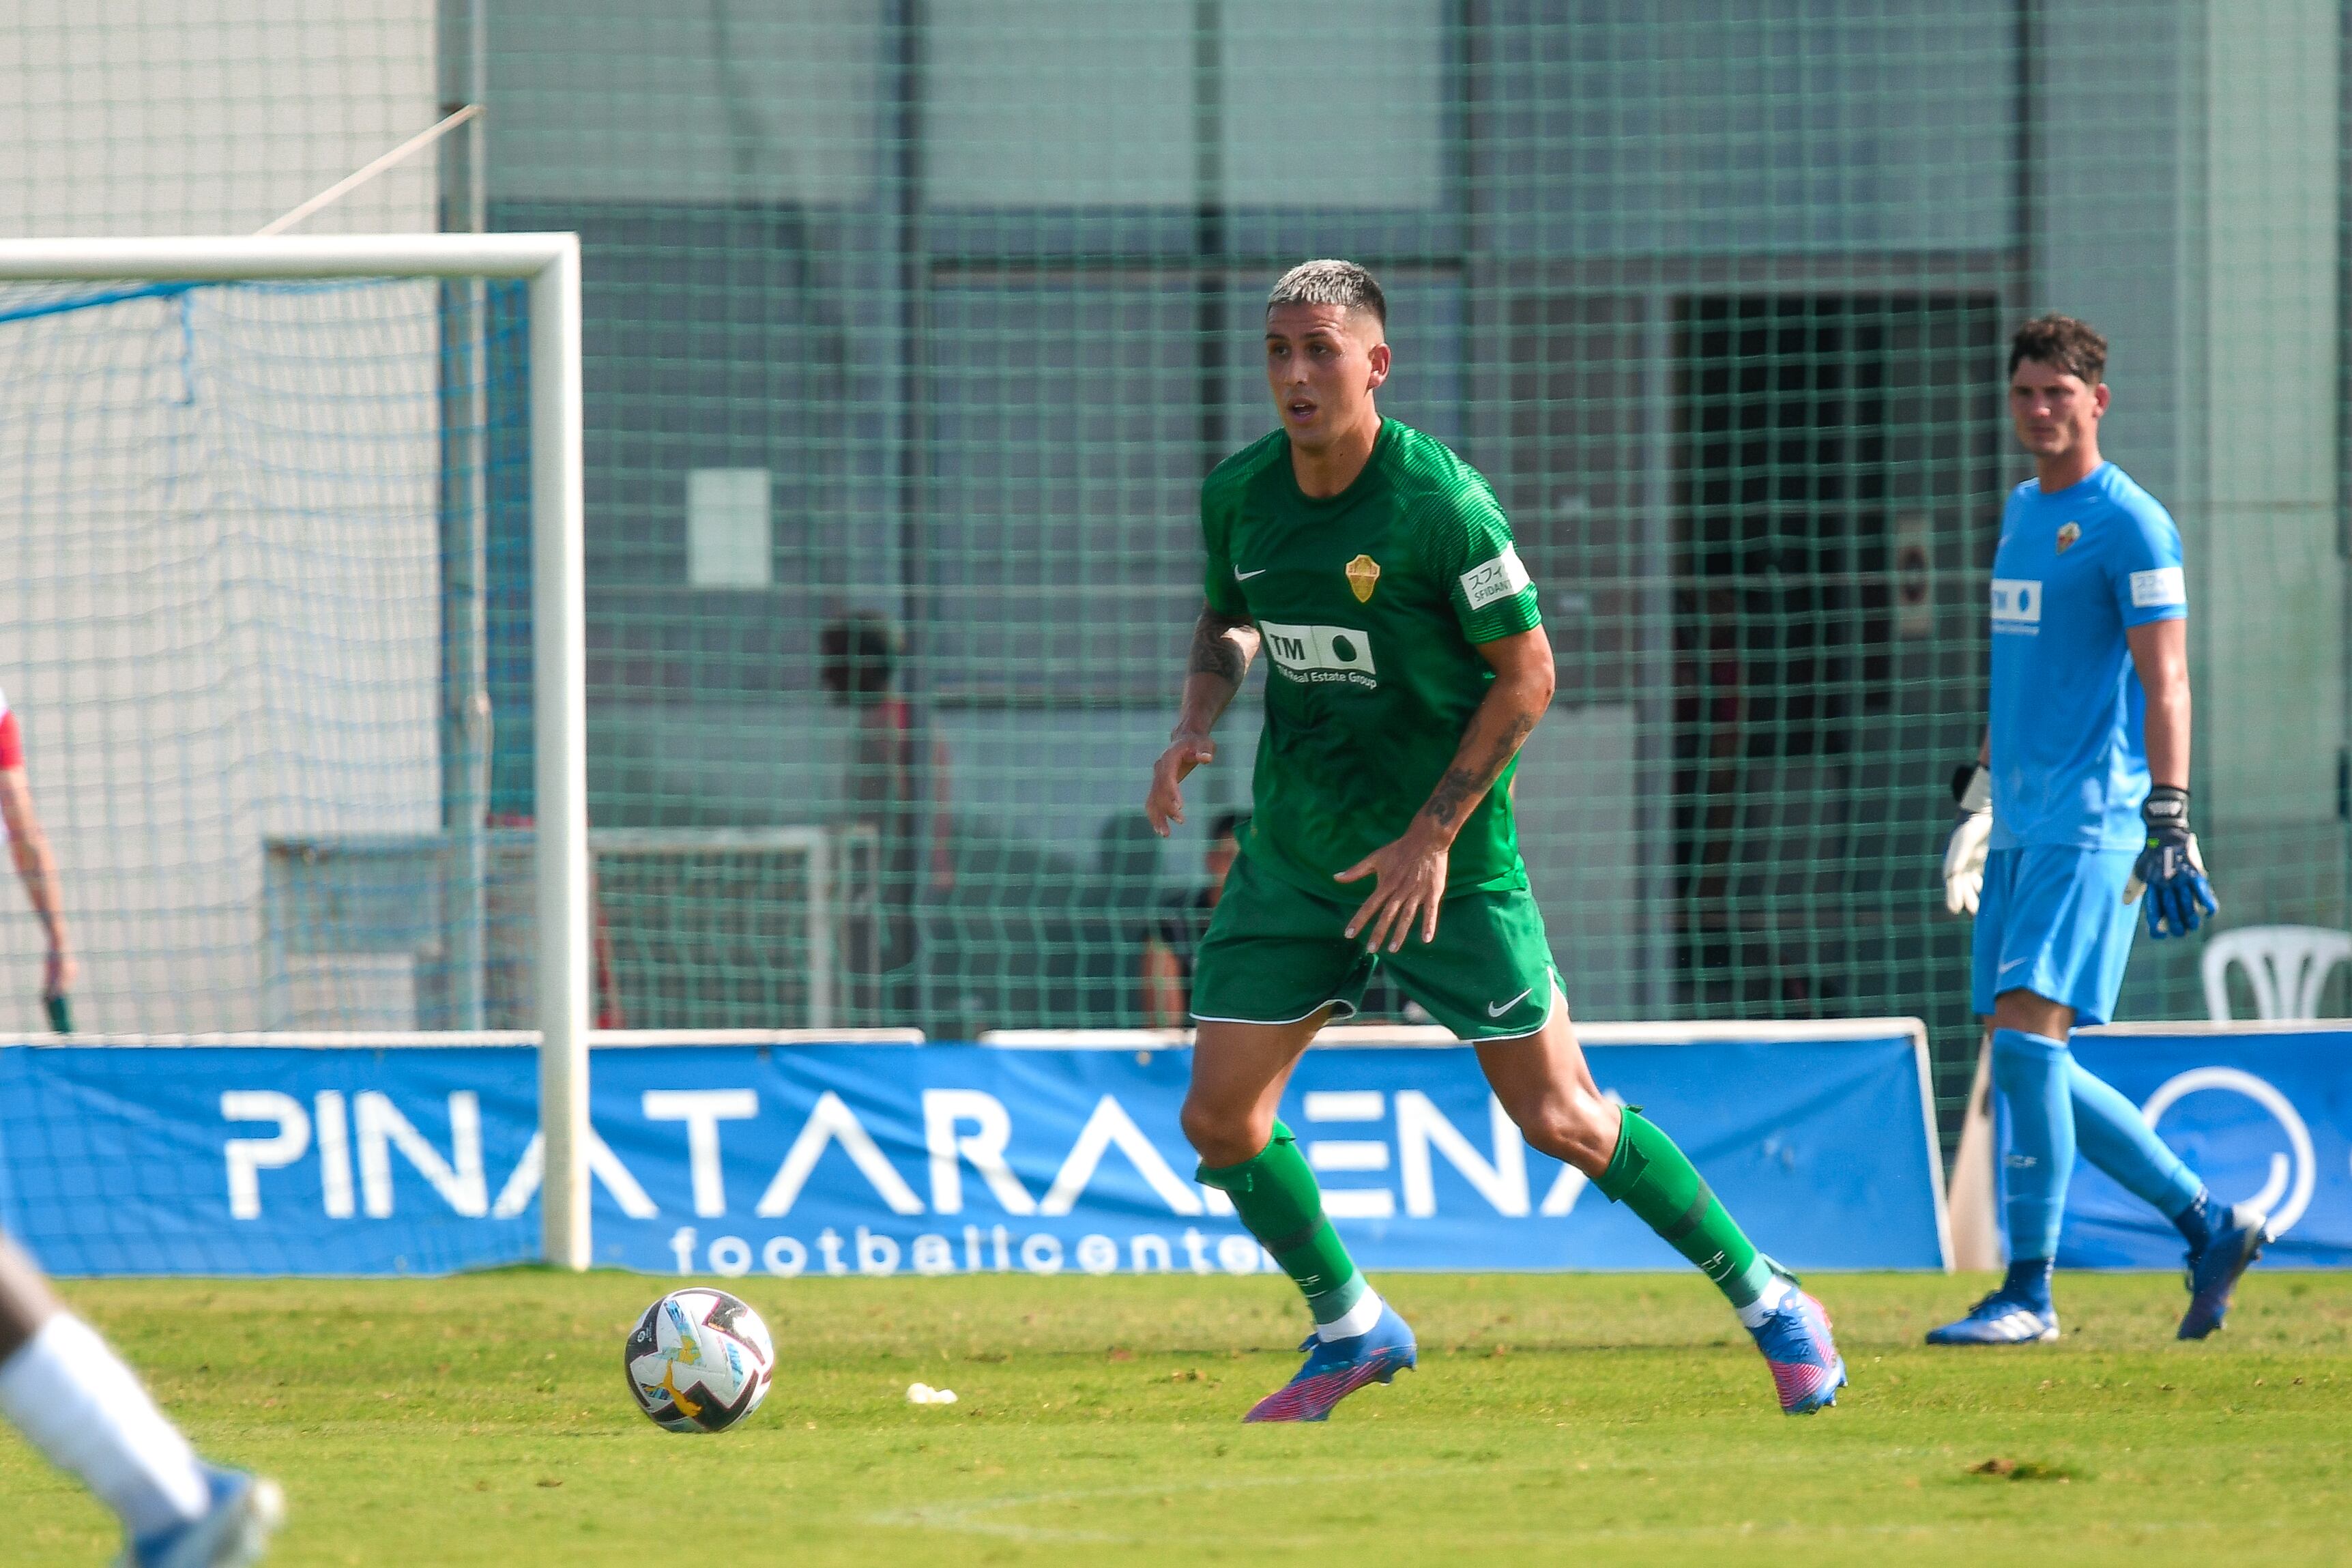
[0,687,76,1030]
[0,693,282,1562]
[1932,315,2261,1347]
[1145,261,1844,1421]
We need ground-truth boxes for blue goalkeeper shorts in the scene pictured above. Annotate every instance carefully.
[1971,845,2140,1026]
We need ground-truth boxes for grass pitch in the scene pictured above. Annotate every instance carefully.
[2,1271,2346,1565]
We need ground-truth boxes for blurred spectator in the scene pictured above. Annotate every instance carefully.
[819,613,949,983]
[1141,810,1245,1027]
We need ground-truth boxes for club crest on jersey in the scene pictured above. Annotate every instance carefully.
[1346,553,1380,602]
[2055,521,2080,553]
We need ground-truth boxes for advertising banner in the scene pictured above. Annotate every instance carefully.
[2062,1026,2352,1269]
[0,1026,1947,1278]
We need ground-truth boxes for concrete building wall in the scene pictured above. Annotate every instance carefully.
[2198,0,2343,927]
[0,0,442,238]
[487,0,880,207]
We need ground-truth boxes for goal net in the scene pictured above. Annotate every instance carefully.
[1,272,464,1032]
[0,235,600,1264]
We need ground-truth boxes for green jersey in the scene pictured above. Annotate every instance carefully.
[1201,418,1543,898]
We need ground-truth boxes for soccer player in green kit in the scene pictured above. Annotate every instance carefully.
[1144,261,1846,1421]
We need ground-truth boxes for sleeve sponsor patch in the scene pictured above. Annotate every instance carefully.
[2128,566,2186,608]
[1459,546,1533,611]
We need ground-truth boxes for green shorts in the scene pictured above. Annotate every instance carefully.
[1189,851,1560,1040]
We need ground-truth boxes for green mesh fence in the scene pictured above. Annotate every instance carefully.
[1,4,2348,1152]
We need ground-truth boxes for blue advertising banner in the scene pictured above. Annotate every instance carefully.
[0,1028,1948,1278]
[2062,1026,2352,1269]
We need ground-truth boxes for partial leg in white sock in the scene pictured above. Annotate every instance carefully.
[0,1313,209,1537]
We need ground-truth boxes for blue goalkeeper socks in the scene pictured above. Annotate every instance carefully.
[2172,1187,2230,1251]
[2000,1255,2055,1312]
[1992,1028,2074,1261]
[2066,1057,2205,1221]
[1995,1030,2213,1277]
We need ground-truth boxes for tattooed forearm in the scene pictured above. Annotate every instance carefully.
[1169,607,1258,746]
[1419,710,1539,829]
[1187,609,1252,684]
[1423,766,1480,828]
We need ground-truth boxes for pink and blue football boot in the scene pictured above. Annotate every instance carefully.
[1749,1281,1846,1414]
[1244,1301,1417,1423]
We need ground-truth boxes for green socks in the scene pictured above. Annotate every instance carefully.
[1197,1122,1367,1324]
[1200,1110,1769,1325]
[1595,1107,1774,1309]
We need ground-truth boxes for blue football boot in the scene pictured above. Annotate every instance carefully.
[1244,1302,1417,1423]
[1748,1279,1846,1414]
[115,1464,284,1568]
[1925,1290,2061,1346]
[2179,1206,2269,1340]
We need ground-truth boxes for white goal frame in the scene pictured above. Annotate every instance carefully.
[0,234,594,1269]
[590,825,883,1031]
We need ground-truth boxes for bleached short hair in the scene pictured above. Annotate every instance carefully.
[1265,259,1386,327]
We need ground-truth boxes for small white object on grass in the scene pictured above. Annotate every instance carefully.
[905,1382,959,1406]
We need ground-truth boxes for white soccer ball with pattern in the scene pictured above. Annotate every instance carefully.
[624,1288,776,1434]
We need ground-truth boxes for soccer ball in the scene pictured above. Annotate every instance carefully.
[624,1288,776,1434]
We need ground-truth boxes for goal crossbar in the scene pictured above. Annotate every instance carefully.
[0,233,593,1271]
[0,233,576,282]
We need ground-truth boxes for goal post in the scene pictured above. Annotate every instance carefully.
[0,234,592,1270]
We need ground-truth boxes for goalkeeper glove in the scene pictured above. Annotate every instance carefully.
[2124,784,2218,938]
[1942,762,1992,916]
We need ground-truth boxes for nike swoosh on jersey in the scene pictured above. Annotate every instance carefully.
[1487,987,1534,1017]
[1234,566,1268,580]
[1999,957,2030,974]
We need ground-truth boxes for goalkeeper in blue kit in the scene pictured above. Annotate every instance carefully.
[1934,315,2263,1346]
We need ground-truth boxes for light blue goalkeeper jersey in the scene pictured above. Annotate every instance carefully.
[1987,461,2186,852]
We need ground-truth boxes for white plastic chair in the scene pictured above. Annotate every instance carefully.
[2201,925,2352,1021]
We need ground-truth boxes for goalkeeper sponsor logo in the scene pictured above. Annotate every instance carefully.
[1990,577,2042,633]
[1258,620,1378,688]
[1459,545,1532,611]
[2129,565,2186,608]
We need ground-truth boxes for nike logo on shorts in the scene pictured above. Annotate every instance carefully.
[1999,957,2030,975]
[1487,987,1534,1017]
[1234,566,1268,580]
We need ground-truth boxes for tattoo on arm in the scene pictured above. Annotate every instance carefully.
[1188,611,1249,684]
[1423,711,1538,828]
[1422,766,1479,828]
